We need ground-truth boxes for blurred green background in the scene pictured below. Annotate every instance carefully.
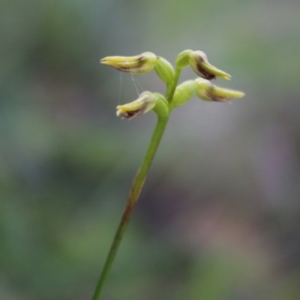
[1,0,300,299]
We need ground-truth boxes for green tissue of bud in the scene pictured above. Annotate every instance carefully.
[171,80,198,108]
[176,50,193,69]
[152,93,169,118]
[154,57,175,84]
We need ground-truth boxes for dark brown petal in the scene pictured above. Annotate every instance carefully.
[196,65,216,80]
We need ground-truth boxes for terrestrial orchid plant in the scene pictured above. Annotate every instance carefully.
[92,50,245,300]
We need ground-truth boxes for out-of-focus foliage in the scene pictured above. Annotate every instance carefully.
[1,0,300,299]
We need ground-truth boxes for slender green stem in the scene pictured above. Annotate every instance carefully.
[166,67,181,102]
[92,63,181,300]
[91,115,169,300]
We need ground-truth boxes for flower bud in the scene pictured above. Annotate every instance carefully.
[175,49,193,69]
[101,52,157,74]
[116,92,159,120]
[154,57,175,84]
[189,51,231,80]
[152,93,169,118]
[195,78,245,103]
[171,80,198,108]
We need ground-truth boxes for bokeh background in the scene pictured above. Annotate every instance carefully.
[1,0,300,299]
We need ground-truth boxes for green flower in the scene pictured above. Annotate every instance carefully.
[101,52,157,74]
[195,78,245,103]
[116,90,169,120]
[176,50,231,80]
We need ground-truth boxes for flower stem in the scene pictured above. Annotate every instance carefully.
[91,115,169,300]
[166,67,181,103]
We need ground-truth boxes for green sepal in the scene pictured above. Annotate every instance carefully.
[152,93,169,118]
[176,50,192,69]
[171,80,197,108]
[154,57,175,84]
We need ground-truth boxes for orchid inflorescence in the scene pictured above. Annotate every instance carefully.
[101,50,245,120]
[93,50,244,300]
